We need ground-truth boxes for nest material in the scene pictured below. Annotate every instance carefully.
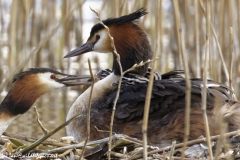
[1,132,240,160]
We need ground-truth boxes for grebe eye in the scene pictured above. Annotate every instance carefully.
[50,74,55,79]
[96,35,100,40]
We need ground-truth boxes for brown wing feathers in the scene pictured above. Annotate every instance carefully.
[104,77,230,123]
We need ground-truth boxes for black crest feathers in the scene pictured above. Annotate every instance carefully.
[90,8,148,37]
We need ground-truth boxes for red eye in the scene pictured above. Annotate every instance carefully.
[50,74,55,79]
[96,35,100,40]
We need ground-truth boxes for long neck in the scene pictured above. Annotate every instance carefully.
[109,23,153,76]
[0,112,16,135]
[0,90,34,117]
[0,82,45,135]
[0,81,43,116]
[66,73,119,140]
[0,91,28,135]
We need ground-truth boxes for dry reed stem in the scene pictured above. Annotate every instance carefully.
[9,0,17,71]
[123,60,154,75]
[142,2,160,160]
[33,106,49,134]
[194,0,200,78]
[119,0,127,16]
[153,155,198,160]
[239,2,240,50]
[141,58,158,159]
[172,1,191,159]
[114,0,119,17]
[58,149,73,158]
[89,7,123,160]
[201,0,213,159]
[111,151,198,160]
[79,59,95,160]
[3,132,68,147]
[199,0,229,83]
[229,27,237,100]
[110,151,129,159]
[130,130,240,159]
[169,141,176,160]
[157,0,163,73]
[47,134,138,153]
[123,146,127,159]
[213,115,227,160]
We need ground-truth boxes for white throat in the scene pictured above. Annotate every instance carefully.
[94,73,119,89]
[0,116,17,136]
[66,73,119,140]
[68,73,119,113]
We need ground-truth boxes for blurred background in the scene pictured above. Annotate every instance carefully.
[0,0,240,140]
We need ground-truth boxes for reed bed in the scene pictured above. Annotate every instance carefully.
[0,0,240,159]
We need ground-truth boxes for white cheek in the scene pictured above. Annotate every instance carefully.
[47,81,65,89]
[38,74,65,90]
[93,30,110,53]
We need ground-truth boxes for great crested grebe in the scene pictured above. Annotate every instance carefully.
[0,68,90,136]
[64,8,240,147]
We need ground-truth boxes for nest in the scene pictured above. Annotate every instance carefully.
[1,130,240,160]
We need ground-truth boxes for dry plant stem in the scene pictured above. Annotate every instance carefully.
[217,150,234,160]
[9,1,17,71]
[123,60,154,74]
[229,27,233,92]
[213,117,227,160]
[179,26,191,160]
[0,1,79,92]
[79,59,95,160]
[114,0,119,17]
[141,57,158,160]
[58,149,73,158]
[141,11,160,160]
[229,27,237,100]
[130,130,240,160]
[169,141,176,160]
[48,135,120,153]
[123,146,127,159]
[110,151,128,159]
[108,59,154,158]
[194,0,200,78]
[142,2,160,160]
[3,132,67,147]
[34,106,49,134]
[153,155,199,160]
[51,139,112,153]
[199,0,229,83]
[172,1,191,159]
[94,126,111,134]
[89,8,123,160]
[17,114,81,155]
[201,0,213,159]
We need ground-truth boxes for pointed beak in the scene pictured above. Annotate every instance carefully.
[54,74,92,86]
[64,42,94,58]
